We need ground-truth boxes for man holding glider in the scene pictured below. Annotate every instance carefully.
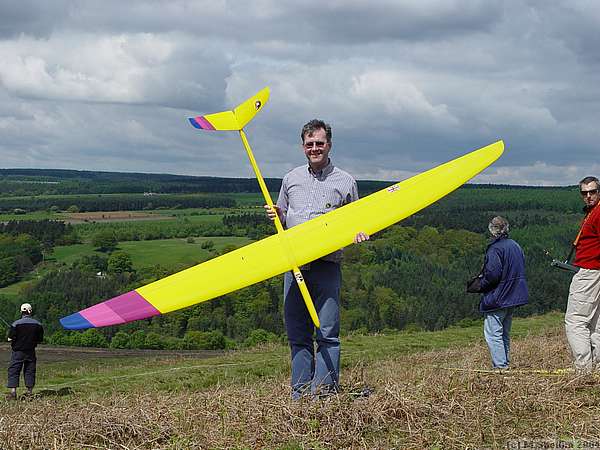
[6,303,44,400]
[565,176,600,372]
[266,119,368,399]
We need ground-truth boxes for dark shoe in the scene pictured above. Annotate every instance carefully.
[348,385,374,399]
[315,384,339,400]
[291,383,312,401]
[6,392,17,401]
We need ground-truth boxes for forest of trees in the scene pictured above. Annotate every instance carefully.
[0,234,43,287]
[0,219,76,246]
[0,220,77,287]
[0,218,576,349]
[0,170,583,350]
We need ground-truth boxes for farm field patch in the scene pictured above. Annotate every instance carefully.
[51,236,253,269]
[65,211,172,223]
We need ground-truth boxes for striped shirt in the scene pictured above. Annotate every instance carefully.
[276,160,359,263]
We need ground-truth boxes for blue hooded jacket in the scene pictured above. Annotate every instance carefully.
[479,236,529,312]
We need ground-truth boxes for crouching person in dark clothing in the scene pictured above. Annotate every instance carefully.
[7,303,44,400]
[479,217,529,369]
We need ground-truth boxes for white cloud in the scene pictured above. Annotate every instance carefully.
[0,33,166,102]
[350,70,459,129]
[0,1,599,185]
[474,161,600,186]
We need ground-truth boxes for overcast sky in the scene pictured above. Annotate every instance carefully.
[0,0,599,185]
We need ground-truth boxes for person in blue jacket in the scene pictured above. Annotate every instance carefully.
[479,216,529,369]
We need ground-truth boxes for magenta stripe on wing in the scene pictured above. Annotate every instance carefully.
[195,116,215,130]
[80,302,122,327]
[80,291,160,327]
[107,291,161,322]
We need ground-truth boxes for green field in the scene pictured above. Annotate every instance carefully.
[51,236,252,269]
[72,213,226,238]
[0,211,67,221]
[0,278,37,298]
[226,192,275,206]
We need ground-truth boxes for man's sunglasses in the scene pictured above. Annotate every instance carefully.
[580,189,599,196]
[303,141,327,149]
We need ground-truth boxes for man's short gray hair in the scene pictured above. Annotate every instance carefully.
[579,176,600,189]
[488,216,509,237]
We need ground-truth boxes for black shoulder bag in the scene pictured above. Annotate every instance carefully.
[466,263,485,293]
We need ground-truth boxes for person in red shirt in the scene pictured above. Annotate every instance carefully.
[565,176,600,372]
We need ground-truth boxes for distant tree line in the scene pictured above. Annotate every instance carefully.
[0,169,392,197]
[0,169,281,196]
[0,194,235,213]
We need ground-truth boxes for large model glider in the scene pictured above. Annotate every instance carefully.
[60,91,504,330]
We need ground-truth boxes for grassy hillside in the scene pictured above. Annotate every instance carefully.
[4,312,598,449]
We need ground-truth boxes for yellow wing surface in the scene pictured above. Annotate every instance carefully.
[60,140,503,329]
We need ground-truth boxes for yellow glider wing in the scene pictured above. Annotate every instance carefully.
[60,140,503,329]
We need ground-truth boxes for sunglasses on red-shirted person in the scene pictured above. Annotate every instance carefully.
[580,189,599,196]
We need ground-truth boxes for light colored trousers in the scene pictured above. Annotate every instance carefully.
[484,308,514,369]
[565,268,600,371]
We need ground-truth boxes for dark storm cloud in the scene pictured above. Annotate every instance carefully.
[1,1,501,44]
[532,1,600,66]
[290,1,502,43]
[0,0,70,38]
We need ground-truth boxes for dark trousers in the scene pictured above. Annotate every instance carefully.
[284,260,341,399]
[7,350,37,388]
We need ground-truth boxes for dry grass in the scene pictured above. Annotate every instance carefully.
[2,327,600,449]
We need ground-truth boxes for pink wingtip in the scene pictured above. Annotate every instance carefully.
[189,116,216,130]
[79,290,161,327]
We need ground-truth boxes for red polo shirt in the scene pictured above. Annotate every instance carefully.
[574,205,600,270]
